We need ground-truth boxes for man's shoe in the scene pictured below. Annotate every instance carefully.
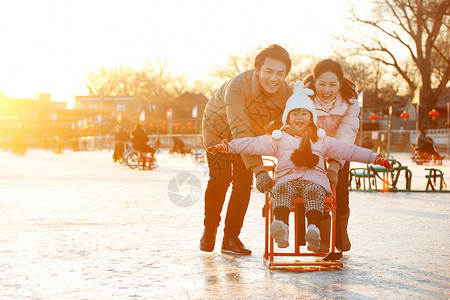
[221,236,252,255]
[199,227,217,252]
[270,220,289,248]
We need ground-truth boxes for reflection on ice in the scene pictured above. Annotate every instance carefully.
[0,150,448,298]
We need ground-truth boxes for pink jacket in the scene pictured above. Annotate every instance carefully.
[313,94,360,166]
[227,131,377,194]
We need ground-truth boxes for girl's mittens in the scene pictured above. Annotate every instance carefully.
[206,139,229,155]
[374,153,392,169]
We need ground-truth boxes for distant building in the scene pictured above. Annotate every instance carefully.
[153,92,208,134]
[74,95,150,112]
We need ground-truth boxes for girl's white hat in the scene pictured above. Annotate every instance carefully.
[272,81,326,140]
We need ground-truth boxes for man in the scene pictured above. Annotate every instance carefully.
[201,44,292,255]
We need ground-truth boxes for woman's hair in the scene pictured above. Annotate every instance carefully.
[303,58,357,103]
[254,44,292,75]
[134,123,143,130]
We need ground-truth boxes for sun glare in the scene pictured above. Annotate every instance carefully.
[0,0,355,104]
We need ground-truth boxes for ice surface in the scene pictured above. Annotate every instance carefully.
[0,149,449,299]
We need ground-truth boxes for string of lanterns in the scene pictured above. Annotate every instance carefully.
[368,109,439,122]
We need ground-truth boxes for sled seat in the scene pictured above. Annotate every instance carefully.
[263,185,343,269]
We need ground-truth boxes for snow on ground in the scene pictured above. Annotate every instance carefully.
[0,149,449,299]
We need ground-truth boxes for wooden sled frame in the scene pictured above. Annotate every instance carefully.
[263,185,343,269]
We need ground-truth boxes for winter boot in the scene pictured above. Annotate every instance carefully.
[199,226,217,252]
[305,224,320,251]
[307,214,331,252]
[270,220,289,248]
[336,211,351,252]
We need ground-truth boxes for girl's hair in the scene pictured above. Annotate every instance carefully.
[303,58,357,103]
[289,123,320,169]
[308,123,319,143]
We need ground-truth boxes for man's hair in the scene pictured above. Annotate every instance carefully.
[254,44,291,74]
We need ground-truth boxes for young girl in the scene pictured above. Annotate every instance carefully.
[207,82,391,249]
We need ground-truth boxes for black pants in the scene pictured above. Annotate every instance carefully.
[203,152,253,237]
[335,161,350,245]
[336,161,350,216]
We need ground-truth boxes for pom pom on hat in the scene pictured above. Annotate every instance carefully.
[272,129,282,140]
[293,81,314,96]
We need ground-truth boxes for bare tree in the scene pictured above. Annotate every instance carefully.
[339,0,450,121]
[331,51,401,110]
[83,66,139,97]
[210,48,261,82]
[286,53,320,86]
[83,60,182,106]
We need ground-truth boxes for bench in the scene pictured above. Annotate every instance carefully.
[349,167,376,191]
[425,168,446,191]
[349,159,412,192]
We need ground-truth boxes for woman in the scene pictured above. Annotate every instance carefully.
[303,59,360,252]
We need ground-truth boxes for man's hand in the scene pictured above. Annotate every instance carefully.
[256,171,273,193]
[206,139,229,155]
[326,161,340,185]
[374,153,392,169]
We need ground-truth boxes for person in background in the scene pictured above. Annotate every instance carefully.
[303,59,359,252]
[131,123,155,156]
[154,137,161,154]
[200,44,292,255]
[113,126,130,162]
[416,126,443,158]
[172,137,185,155]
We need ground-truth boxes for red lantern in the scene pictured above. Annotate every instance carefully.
[369,113,379,123]
[160,123,167,128]
[148,124,155,129]
[173,123,180,128]
[428,109,439,120]
[186,122,194,127]
[400,111,410,122]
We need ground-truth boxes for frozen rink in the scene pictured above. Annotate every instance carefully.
[0,148,449,299]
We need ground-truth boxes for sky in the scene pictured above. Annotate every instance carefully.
[0,0,366,104]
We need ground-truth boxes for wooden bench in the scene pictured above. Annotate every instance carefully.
[349,159,412,192]
[425,168,446,191]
